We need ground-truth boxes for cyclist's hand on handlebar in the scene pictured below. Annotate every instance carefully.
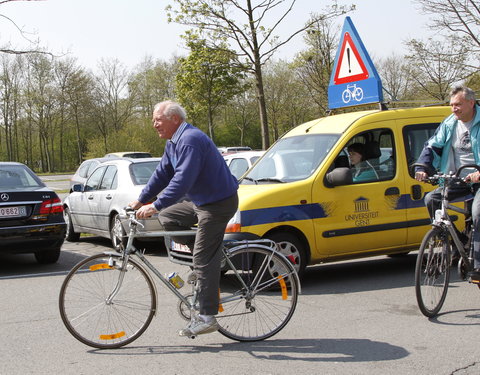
[415,171,428,182]
[465,171,480,183]
[128,200,143,210]
[136,203,158,219]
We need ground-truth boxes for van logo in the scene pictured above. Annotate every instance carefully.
[354,197,369,212]
[345,197,379,227]
[1,193,9,201]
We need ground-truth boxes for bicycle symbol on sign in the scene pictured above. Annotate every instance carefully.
[342,84,364,104]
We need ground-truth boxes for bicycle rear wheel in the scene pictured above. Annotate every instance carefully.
[415,228,451,318]
[217,246,299,341]
[59,253,156,349]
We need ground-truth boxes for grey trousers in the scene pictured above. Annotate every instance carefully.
[158,193,239,315]
[425,187,480,268]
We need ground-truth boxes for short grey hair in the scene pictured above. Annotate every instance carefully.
[154,100,187,121]
[450,85,476,101]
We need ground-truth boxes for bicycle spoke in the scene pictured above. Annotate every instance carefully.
[415,228,450,318]
[218,246,298,341]
[59,254,156,349]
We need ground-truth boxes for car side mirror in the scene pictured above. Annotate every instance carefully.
[72,184,84,192]
[325,167,353,187]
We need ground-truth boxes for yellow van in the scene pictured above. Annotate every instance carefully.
[224,106,453,277]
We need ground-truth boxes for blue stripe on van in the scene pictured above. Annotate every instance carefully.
[239,194,433,228]
[241,203,328,227]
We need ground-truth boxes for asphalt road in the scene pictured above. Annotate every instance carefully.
[1,175,478,374]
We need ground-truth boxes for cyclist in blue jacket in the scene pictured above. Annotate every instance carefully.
[130,100,238,336]
[415,86,480,283]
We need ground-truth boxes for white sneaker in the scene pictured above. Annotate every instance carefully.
[179,317,219,337]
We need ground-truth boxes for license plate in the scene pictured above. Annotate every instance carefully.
[171,240,192,253]
[0,206,27,218]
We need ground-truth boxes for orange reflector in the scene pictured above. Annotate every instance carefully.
[99,331,126,340]
[89,263,113,271]
[277,276,288,300]
[218,289,224,312]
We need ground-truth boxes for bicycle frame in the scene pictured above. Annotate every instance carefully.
[429,179,475,270]
[107,212,301,315]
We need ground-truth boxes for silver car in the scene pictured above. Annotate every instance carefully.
[63,157,163,251]
[224,150,265,179]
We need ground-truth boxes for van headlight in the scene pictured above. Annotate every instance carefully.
[225,210,241,233]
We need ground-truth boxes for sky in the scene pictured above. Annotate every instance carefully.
[0,0,432,72]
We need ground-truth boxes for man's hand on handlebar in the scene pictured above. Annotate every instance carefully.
[415,171,428,182]
[465,171,480,183]
[127,200,158,219]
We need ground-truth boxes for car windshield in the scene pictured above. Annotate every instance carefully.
[242,134,339,184]
[0,165,43,188]
[130,161,160,185]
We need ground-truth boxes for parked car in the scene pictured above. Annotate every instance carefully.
[63,157,162,251]
[217,146,252,154]
[105,152,152,158]
[224,150,265,179]
[0,162,66,263]
[224,105,453,278]
[69,157,113,191]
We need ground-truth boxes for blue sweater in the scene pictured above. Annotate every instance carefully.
[138,123,238,210]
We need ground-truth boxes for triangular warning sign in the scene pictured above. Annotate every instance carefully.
[333,32,369,85]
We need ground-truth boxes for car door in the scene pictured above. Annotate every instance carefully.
[91,165,118,231]
[400,119,445,245]
[81,166,107,230]
[312,125,408,258]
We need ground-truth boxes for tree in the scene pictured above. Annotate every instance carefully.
[130,56,179,119]
[167,0,353,149]
[0,54,23,161]
[175,34,246,141]
[413,0,480,70]
[92,58,136,152]
[293,16,339,115]
[0,0,56,56]
[376,54,416,102]
[405,38,471,101]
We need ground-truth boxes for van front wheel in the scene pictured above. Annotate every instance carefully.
[266,232,307,279]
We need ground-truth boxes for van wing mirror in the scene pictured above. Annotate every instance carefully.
[325,167,353,187]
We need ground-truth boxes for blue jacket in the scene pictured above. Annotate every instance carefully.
[138,123,238,210]
[416,104,480,174]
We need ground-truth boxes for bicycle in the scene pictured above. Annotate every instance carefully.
[414,164,480,318]
[58,207,300,349]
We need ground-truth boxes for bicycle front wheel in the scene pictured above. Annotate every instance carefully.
[59,253,156,349]
[218,246,299,341]
[415,228,451,317]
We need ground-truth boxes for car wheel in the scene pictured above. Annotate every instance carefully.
[266,232,307,279]
[64,207,80,242]
[34,247,61,264]
[110,213,126,252]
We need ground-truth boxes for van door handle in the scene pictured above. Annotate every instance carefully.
[87,194,94,200]
[105,194,112,200]
[385,187,400,196]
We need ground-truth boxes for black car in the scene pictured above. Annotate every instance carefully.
[0,162,66,263]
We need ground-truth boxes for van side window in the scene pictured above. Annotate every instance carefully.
[403,123,439,177]
[330,128,396,184]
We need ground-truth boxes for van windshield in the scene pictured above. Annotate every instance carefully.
[242,134,339,184]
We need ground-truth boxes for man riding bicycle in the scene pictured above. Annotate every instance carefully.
[415,85,480,282]
[130,101,238,337]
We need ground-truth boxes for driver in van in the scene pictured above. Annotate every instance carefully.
[414,85,480,283]
[347,143,379,182]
